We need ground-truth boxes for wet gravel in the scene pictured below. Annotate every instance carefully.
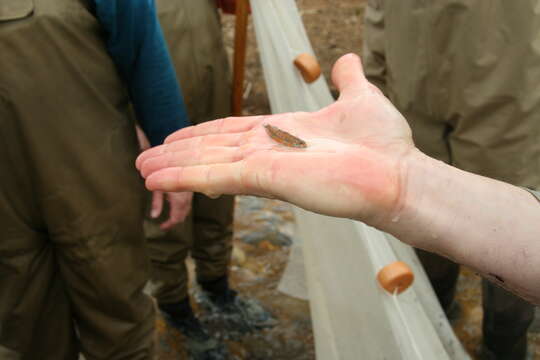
[155,197,314,360]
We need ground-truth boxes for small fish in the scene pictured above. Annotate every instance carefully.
[264,124,307,148]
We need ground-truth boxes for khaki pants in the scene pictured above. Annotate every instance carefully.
[0,0,155,358]
[363,0,540,356]
[147,0,234,305]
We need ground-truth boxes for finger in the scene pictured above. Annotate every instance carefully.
[164,116,265,144]
[160,218,177,231]
[140,147,244,178]
[136,133,247,170]
[145,163,255,196]
[331,53,368,101]
[160,206,187,230]
[151,191,164,218]
[135,126,151,151]
[136,144,166,170]
[160,196,192,230]
[166,132,245,152]
[160,214,180,230]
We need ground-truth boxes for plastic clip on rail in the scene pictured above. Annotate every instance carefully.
[377,261,414,295]
[293,53,322,83]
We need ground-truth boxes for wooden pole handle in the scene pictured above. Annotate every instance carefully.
[231,0,249,116]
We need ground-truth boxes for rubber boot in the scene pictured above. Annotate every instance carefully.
[160,299,229,360]
[198,276,277,334]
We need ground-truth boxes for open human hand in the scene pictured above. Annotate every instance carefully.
[136,54,417,225]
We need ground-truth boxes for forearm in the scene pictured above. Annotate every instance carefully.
[385,151,540,303]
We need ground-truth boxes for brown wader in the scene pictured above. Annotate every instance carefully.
[146,0,234,306]
[363,0,540,358]
[0,0,155,359]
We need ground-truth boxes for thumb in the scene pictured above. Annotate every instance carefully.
[331,53,368,101]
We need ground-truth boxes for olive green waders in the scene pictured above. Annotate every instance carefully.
[0,0,155,358]
[146,0,234,305]
[363,0,540,357]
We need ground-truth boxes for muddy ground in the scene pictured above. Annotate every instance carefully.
[155,0,540,359]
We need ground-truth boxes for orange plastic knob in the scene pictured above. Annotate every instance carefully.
[293,53,322,84]
[377,261,414,295]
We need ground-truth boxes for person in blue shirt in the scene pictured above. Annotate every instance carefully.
[0,0,187,359]
[90,0,190,146]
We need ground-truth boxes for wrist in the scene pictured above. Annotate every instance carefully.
[383,151,540,302]
[382,149,457,250]
[384,149,530,254]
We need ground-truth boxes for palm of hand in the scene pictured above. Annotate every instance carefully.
[230,84,414,222]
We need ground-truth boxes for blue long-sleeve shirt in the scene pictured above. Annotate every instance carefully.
[89,0,190,146]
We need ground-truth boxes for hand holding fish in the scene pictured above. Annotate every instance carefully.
[136,54,416,225]
[136,54,540,303]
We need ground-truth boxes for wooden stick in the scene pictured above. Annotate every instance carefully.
[231,0,249,116]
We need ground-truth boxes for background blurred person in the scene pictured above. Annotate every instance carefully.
[0,0,190,358]
[362,1,540,358]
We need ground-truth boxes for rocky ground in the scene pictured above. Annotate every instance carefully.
[155,197,312,360]
[155,0,540,359]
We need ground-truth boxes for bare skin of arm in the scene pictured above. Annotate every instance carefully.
[136,54,540,303]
